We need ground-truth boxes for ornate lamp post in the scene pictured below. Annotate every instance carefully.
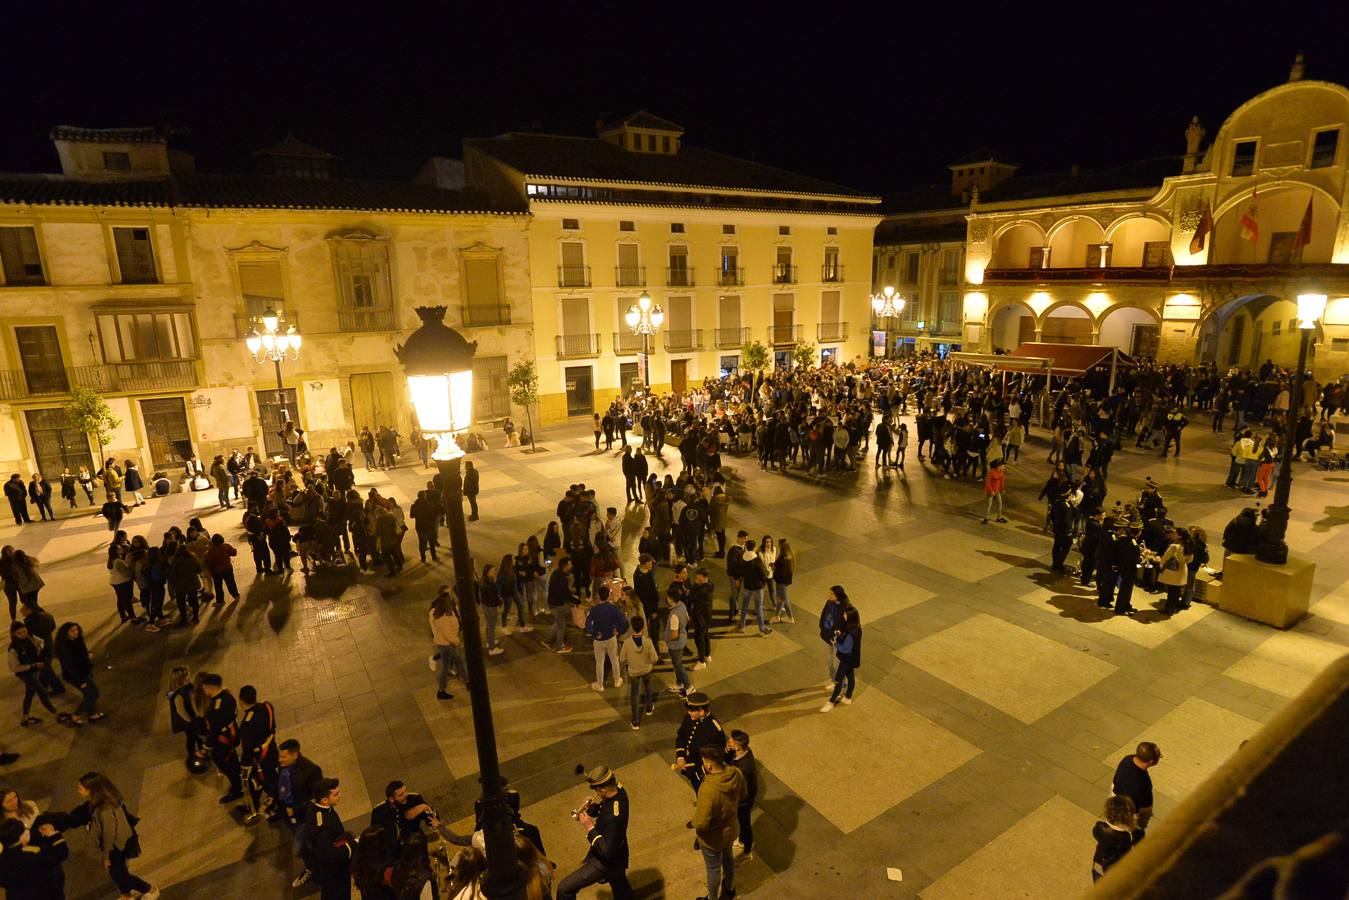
[871,285,906,359]
[624,289,664,392]
[395,306,523,899]
[1255,283,1328,565]
[244,306,302,424]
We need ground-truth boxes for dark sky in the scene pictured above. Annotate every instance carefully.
[7,2,1349,194]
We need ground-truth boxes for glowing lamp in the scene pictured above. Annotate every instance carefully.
[246,332,262,355]
[624,305,640,329]
[650,305,665,329]
[395,306,478,461]
[261,306,280,334]
[1297,285,1328,330]
[638,290,652,312]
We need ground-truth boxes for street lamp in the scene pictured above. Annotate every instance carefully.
[1255,283,1329,565]
[871,284,906,319]
[244,306,302,425]
[394,306,524,899]
[624,289,664,392]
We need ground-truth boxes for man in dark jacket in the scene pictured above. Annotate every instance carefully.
[241,472,269,512]
[0,817,69,899]
[27,474,54,522]
[620,447,646,504]
[673,692,724,796]
[547,558,576,653]
[1050,496,1073,573]
[462,460,480,521]
[724,531,747,623]
[687,569,714,668]
[4,474,30,525]
[201,674,243,803]
[273,739,323,826]
[237,684,277,822]
[1114,526,1142,616]
[410,491,440,562]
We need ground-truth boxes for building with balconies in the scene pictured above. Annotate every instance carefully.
[959,57,1349,379]
[465,112,881,421]
[0,127,530,476]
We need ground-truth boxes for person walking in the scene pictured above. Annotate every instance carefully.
[76,772,160,899]
[123,461,146,506]
[727,729,758,863]
[619,615,657,730]
[27,474,54,522]
[463,460,480,521]
[687,568,714,670]
[820,605,862,713]
[4,475,30,526]
[1091,796,1138,883]
[692,743,746,900]
[982,458,1007,524]
[818,586,847,685]
[54,622,105,725]
[8,621,63,726]
[586,587,627,691]
[430,587,463,701]
[1111,742,1161,836]
[77,465,95,505]
[211,456,231,510]
[204,534,242,605]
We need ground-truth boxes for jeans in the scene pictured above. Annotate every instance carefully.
[108,845,152,895]
[825,640,839,680]
[628,673,652,724]
[593,636,620,686]
[417,529,438,560]
[550,605,570,649]
[1181,569,1199,607]
[436,644,465,692]
[557,857,632,900]
[1239,459,1259,491]
[73,676,101,716]
[212,569,240,601]
[738,589,767,632]
[668,643,691,690]
[484,607,499,648]
[830,661,857,703]
[218,486,231,509]
[500,592,525,627]
[19,671,56,716]
[699,841,736,900]
[773,582,792,618]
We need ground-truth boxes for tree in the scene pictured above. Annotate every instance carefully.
[62,386,121,468]
[791,341,817,370]
[506,359,541,453]
[740,340,769,373]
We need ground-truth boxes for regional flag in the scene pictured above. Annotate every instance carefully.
[1291,195,1313,255]
[1189,201,1213,255]
[1239,188,1259,244]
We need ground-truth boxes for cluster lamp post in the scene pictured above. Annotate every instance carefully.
[624,289,664,392]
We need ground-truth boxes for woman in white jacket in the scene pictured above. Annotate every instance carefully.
[759,536,778,612]
[1158,526,1193,616]
[429,587,464,701]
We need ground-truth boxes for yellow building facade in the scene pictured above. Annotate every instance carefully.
[958,64,1349,380]
[0,128,531,478]
[465,113,881,421]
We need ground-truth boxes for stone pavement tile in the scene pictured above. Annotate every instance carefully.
[1221,627,1349,698]
[689,629,804,691]
[1104,697,1261,802]
[528,456,608,481]
[898,614,1117,724]
[789,559,937,620]
[919,795,1098,900]
[415,650,617,778]
[739,686,980,834]
[1016,584,1215,649]
[893,528,1036,583]
[785,494,920,534]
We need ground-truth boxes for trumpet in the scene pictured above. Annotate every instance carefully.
[570,791,602,822]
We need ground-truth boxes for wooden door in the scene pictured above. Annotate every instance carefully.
[671,359,687,394]
[350,372,398,437]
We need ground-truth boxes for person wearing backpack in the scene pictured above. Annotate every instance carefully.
[76,772,160,898]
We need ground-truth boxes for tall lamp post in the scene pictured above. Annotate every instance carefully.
[624,289,663,392]
[395,306,523,899]
[871,285,906,358]
[1255,283,1328,565]
[245,306,302,424]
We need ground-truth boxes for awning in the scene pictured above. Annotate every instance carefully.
[998,343,1136,376]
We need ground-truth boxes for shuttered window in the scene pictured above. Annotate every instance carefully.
[820,290,841,323]
[113,227,157,283]
[719,295,740,330]
[0,227,44,286]
[464,257,505,325]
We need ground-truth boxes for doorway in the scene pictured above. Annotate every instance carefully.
[565,366,593,416]
[140,397,192,470]
[619,362,639,397]
[24,408,93,477]
[774,350,791,370]
[1130,324,1159,359]
[256,387,299,457]
[350,372,398,437]
[670,359,688,394]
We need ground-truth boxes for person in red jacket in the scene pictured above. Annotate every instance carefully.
[203,534,241,604]
[983,458,1008,524]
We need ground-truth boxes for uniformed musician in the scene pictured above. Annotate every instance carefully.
[672,691,724,795]
[237,684,276,822]
[556,766,631,900]
[200,673,244,803]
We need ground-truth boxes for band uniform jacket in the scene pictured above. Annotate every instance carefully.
[585,785,630,871]
[238,700,276,766]
[675,712,725,776]
[206,690,239,748]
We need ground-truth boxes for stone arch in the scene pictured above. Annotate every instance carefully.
[1104,214,1172,265]
[1196,292,1300,368]
[1046,216,1107,268]
[1097,303,1162,355]
[988,299,1037,351]
[1037,300,1094,344]
[990,220,1046,268]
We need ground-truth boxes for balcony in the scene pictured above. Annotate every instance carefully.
[0,360,199,401]
[558,265,591,288]
[664,329,704,352]
[714,326,750,348]
[982,265,1172,284]
[817,322,849,342]
[821,264,845,283]
[615,266,646,287]
[768,324,802,345]
[772,263,797,284]
[556,333,600,358]
[612,331,647,355]
[716,267,745,287]
[338,307,396,332]
[234,310,301,339]
[462,304,512,328]
[666,266,695,287]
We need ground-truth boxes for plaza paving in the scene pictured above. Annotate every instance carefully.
[2,414,1347,899]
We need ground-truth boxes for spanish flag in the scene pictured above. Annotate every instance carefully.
[1291,195,1313,256]
[1239,188,1259,244]
[1189,201,1213,255]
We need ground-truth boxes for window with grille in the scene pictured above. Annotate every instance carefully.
[1311,129,1338,168]
[238,260,286,317]
[332,235,394,330]
[472,355,511,420]
[97,311,197,361]
[113,227,157,283]
[560,241,588,286]
[0,227,44,286]
[463,256,506,326]
[1231,140,1257,177]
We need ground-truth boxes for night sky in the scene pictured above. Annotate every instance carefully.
[7,3,1349,194]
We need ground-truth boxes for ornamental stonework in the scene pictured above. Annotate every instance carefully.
[1098,210,1120,228]
[1178,209,1202,233]
[969,221,988,243]
[1038,212,1055,230]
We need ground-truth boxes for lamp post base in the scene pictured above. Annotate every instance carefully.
[1220,553,1315,630]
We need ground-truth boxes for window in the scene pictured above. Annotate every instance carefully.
[103,151,131,171]
[559,241,588,287]
[1085,244,1112,268]
[774,246,794,283]
[823,247,841,282]
[939,248,961,281]
[779,226,791,235]
[1142,241,1172,267]
[938,291,961,333]
[472,355,510,420]
[904,252,920,284]
[722,225,736,235]
[661,136,671,153]
[819,290,843,341]
[463,256,506,326]
[670,223,685,233]
[1232,140,1257,177]
[0,226,44,286]
[1311,129,1339,168]
[15,325,67,394]
[332,234,394,330]
[616,243,642,286]
[668,245,691,286]
[97,310,196,362]
[1029,246,1050,268]
[1289,318,1297,331]
[619,221,635,232]
[719,355,739,377]
[237,260,285,317]
[719,246,739,283]
[112,227,157,283]
[1272,320,1282,335]
[717,295,742,346]
[560,297,590,338]
[827,227,837,235]
[1268,231,1299,264]
[562,218,580,231]
[647,134,657,151]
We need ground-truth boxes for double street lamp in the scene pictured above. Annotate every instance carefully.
[1255,284,1329,565]
[244,306,302,424]
[871,284,906,320]
[624,289,663,392]
[395,306,524,899]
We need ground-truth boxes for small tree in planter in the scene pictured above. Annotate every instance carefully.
[791,340,817,370]
[740,340,769,375]
[62,386,121,468]
[507,359,543,453]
